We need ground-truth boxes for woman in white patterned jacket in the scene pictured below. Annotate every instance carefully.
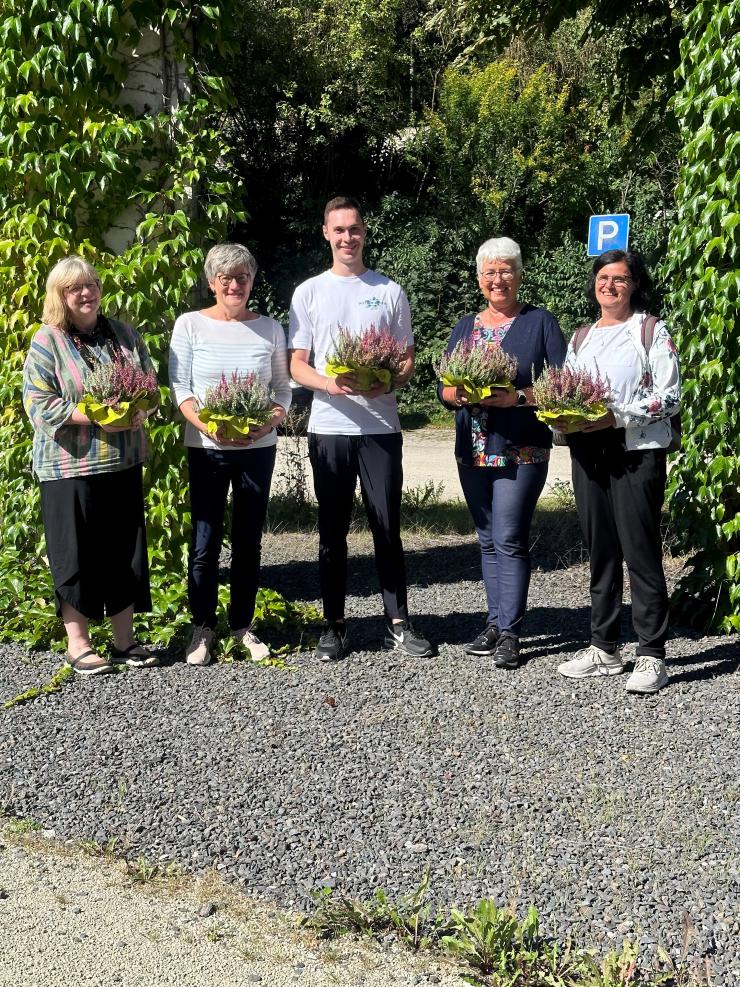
[168,243,291,667]
[555,249,681,694]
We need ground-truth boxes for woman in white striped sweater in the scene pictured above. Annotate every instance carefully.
[168,243,291,666]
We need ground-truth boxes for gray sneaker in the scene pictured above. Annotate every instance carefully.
[625,656,668,694]
[557,644,624,679]
[186,625,214,666]
[234,626,270,661]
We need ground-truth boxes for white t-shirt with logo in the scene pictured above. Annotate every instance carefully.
[288,269,413,435]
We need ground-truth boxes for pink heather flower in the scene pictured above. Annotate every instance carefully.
[327,325,407,376]
[84,355,158,406]
[437,339,518,389]
[202,371,273,420]
[531,365,612,413]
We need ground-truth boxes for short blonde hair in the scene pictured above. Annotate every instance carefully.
[476,237,523,275]
[204,243,257,282]
[42,256,100,329]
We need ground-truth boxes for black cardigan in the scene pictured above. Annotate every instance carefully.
[438,304,567,464]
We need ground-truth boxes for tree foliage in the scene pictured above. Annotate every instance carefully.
[0,0,242,648]
[665,0,740,633]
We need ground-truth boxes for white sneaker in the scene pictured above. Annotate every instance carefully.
[235,627,270,661]
[186,625,214,666]
[626,656,668,694]
[558,644,625,679]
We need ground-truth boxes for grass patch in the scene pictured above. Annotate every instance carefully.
[304,879,711,987]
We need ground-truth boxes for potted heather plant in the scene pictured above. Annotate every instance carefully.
[532,365,612,432]
[324,325,407,392]
[77,354,159,426]
[197,371,274,440]
[437,339,518,404]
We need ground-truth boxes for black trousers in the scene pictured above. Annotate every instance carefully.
[569,430,669,658]
[187,445,275,630]
[308,432,407,623]
[40,465,151,620]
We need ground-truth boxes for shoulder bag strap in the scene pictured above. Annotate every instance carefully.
[572,324,591,353]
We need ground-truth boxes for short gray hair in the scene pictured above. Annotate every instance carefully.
[476,237,523,275]
[204,243,257,281]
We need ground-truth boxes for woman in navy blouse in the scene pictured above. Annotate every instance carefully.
[439,237,566,669]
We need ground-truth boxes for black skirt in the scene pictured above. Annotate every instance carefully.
[39,465,152,620]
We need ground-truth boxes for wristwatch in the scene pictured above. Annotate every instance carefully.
[516,389,527,406]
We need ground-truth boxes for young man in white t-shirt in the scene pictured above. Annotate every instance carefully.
[288,196,432,661]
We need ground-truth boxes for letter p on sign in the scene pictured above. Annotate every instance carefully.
[587,214,630,256]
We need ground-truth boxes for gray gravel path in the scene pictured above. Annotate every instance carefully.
[1,532,738,981]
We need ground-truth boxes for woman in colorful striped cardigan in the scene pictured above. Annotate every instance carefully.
[22,256,157,675]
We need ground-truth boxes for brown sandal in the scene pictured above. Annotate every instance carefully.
[66,650,115,677]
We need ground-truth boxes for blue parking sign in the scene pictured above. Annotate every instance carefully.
[587,214,630,256]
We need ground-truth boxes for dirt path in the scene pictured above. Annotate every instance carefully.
[275,428,573,502]
[0,830,465,987]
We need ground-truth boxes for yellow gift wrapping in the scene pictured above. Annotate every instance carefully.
[197,409,271,440]
[324,360,392,392]
[439,372,515,405]
[77,391,159,427]
[535,402,609,433]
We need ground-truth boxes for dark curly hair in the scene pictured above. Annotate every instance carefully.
[586,249,655,313]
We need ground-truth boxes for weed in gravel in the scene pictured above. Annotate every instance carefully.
[78,836,122,858]
[205,921,234,943]
[4,817,42,835]
[3,663,74,709]
[304,882,712,987]
[125,856,183,885]
[303,870,447,949]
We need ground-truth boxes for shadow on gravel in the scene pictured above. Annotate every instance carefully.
[666,640,739,683]
[264,538,582,605]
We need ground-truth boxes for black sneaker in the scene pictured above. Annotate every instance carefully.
[383,619,433,657]
[464,624,500,656]
[315,622,347,661]
[493,632,520,669]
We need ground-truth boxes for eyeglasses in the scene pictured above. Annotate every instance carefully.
[216,273,250,287]
[596,275,632,288]
[481,269,517,283]
[65,282,100,295]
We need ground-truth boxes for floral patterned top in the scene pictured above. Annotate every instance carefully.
[469,317,549,468]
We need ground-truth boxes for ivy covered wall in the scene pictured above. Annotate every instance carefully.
[665,0,740,633]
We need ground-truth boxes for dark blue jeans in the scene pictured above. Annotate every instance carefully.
[458,461,548,635]
[187,445,276,630]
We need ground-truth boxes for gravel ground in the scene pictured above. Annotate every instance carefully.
[1,532,738,982]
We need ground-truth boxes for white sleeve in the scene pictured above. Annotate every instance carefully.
[168,315,195,409]
[269,321,292,412]
[392,286,413,346]
[288,284,314,351]
[610,321,681,428]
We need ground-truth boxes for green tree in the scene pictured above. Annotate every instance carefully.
[0,0,241,647]
[664,0,740,633]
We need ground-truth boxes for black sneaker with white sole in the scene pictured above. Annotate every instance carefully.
[315,622,347,661]
[383,619,433,657]
[464,623,500,656]
[493,632,520,669]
